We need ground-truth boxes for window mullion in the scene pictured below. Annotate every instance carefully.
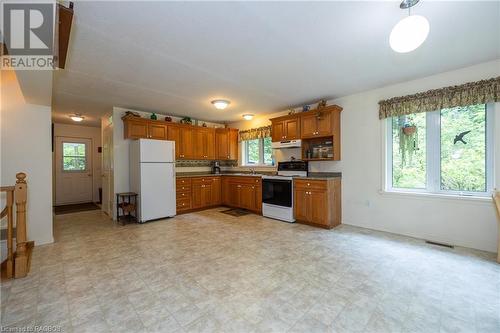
[259,138,264,165]
[426,110,440,193]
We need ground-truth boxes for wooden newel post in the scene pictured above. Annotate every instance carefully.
[14,172,28,278]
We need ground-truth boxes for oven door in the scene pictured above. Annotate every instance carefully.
[262,178,292,207]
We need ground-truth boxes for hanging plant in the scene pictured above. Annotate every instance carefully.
[398,116,418,166]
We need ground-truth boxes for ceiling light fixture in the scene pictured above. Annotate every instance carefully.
[70,114,84,122]
[242,114,254,121]
[211,99,230,110]
[390,0,429,53]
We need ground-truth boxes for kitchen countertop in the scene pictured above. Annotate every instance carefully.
[295,172,342,179]
[176,171,341,179]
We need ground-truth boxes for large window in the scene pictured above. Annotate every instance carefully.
[63,142,87,171]
[243,137,273,166]
[387,104,493,196]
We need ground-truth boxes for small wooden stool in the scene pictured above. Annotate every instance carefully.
[116,192,138,225]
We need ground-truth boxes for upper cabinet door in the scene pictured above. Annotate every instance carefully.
[228,129,239,160]
[216,129,229,159]
[180,127,194,159]
[316,110,333,136]
[148,124,167,140]
[193,129,205,159]
[300,114,318,138]
[167,125,181,159]
[205,129,216,160]
[125,120,148,139]
[271,121,284,142]
[284,118,300,140]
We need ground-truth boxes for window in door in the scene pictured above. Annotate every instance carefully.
[62,142,87,171]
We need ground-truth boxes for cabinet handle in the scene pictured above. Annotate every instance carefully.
[307,183,310,186]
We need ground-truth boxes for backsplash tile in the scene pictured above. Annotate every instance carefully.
[175,160,237,167]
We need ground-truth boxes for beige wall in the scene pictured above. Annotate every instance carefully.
[1,69,54,246]
[53,123,102,202]
[230,59,500,252]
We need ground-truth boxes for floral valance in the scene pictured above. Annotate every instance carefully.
[379,77,500,119]
[239,125,271,141]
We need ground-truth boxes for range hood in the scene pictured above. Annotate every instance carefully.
[271,139,302,149]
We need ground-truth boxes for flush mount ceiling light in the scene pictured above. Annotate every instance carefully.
[242,114,254,121]
[211,99,230,110]
[70,114,84,122]
[390,0,429,53]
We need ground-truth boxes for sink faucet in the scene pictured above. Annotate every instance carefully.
[249,168,256,175]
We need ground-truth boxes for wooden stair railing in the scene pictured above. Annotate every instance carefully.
[493,190,500,263]
[1,172,33,279]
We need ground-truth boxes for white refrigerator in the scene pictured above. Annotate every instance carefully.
[130,139,176,223]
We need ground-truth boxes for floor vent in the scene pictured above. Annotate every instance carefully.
[425,240,454,248]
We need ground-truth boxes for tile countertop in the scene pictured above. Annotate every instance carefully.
[175,172,342,179]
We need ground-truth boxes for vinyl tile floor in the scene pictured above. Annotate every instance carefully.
[1,208,499,332]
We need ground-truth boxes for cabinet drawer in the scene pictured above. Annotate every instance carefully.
[224,176,261,185]
[176,178,192,187]
[176,191,190,199]
[192,177,215,185]
[176,185,191,192]
[176,197,191,210]
[294,179,327,190]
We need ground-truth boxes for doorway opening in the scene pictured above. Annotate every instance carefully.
[52,122,103,215]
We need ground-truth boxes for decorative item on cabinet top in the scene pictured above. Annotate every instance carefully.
[176,160,237,168]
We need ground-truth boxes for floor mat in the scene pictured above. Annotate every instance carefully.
[54,202,100,215]
[220,208,252,217]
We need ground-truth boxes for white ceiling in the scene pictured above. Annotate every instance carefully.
[52,1,500,127]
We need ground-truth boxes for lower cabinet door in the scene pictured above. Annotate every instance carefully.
[211,178,221,205]
[294,189,309,221]
[310,190,328,226]
[239,184,256,210]
[192,185,203,209]
[228,183,240,207]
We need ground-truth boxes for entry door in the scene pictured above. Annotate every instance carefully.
[55,137,93,205]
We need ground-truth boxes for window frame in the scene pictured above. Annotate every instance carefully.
[385,103,495,197]
[242,137,273,167]
[62,141,89,173]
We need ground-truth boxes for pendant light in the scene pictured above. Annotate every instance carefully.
[390,0,429,53]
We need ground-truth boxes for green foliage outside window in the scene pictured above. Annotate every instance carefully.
[63,142,87,171]
[441,104,486,192]
[391,104,488,193]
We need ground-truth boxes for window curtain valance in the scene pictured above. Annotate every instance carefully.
[378,77,500,119]
[239,125,271,141]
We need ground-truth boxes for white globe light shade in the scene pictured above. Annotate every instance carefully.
[211,100,230,110]
[390,15,430,53]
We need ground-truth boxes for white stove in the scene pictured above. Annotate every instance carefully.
[262,161,308,223]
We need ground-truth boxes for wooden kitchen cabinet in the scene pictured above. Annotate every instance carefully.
[123,115,238,162]
[216,128,239,160]
[192,179,212,209]
[177,176,222,213]
[122,116,168,140]
[194,128,216,160]
[222,176,261,213]
[211,177,221,206]
[299,105,341,139]
[270,115,300,142]
[293,178,341,229]
[168,125,194,159]
[148,123,168,140]
[176,178,192,212]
